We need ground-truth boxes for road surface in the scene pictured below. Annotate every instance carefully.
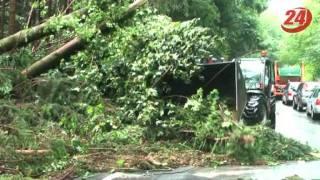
[276,100,320,149]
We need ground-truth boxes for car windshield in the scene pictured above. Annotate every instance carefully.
[240,60,264,90]
[304,83,318,90]
[303,83,320,96]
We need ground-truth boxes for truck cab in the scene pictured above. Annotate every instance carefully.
[274,62,304,98]
[240,57,276,128]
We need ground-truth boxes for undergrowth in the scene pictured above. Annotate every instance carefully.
[0,80,315,178]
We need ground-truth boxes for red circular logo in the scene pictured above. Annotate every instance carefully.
[281,7,313,33]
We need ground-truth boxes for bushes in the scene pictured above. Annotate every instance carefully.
[4,63,312,173]
[255,126,312,161]
[102,125,144,144]
[71,14,225,138]
[0,72,13,97]
[227,126,313,163]
[0,74,120,176]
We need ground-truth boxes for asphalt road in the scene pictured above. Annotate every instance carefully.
[276,100,320,150]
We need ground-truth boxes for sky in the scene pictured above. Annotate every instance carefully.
[267,0,303,21]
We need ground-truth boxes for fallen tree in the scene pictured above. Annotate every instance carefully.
[21,0,148,78]
[0,9,86,54]
[15,149,51,156]
[21,37,83,78]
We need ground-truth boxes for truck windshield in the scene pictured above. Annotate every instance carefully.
[240,60,265,90]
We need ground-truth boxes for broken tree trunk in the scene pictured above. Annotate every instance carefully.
[22,0,148,78]
[0,9,86,54]
[21,37,83,78]
[15,149,51,156]
[0,0,5,38]
[9,0,17,35]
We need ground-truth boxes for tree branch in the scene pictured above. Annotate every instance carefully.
[21,0,148,78]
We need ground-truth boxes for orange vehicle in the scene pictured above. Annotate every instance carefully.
[274,62,304,98]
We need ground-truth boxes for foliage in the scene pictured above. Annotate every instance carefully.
[175,89,235,150]
[0,72,13,97]
[228,126,313,163]
[257,10,284,59]
[102,125,144,144]
[150,0,220,29]
[0,101,71,176]
[0,48,37,98]
[67,13,224,140]
[151,0,268,58]
[165,90,313,163]
[0,73,118,176]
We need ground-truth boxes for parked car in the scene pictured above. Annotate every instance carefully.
[306,86,320,120]
[282,81,300,105]
[293,82,320,111]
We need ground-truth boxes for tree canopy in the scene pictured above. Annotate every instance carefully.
[150,0,268,58]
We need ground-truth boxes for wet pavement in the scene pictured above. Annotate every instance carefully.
[84,101,320,180]
[84,161,320,180]
[276,101,320,150]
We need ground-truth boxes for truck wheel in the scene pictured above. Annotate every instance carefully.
[307,110,311,117]
[260,105,268,126]
[298,102,303,112]
[270,111,276,129]
[307,107,311,116]
[311,109,319,120]
[283,99,287,105]
[293,100,297,110]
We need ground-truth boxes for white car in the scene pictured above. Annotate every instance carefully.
[282,82,300,105]
[306,87,320,120]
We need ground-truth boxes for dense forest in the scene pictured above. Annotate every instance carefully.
[0,0,317,178]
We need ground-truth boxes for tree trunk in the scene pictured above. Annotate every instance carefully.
[27,6,35,28]
[0,0,5,38]
[15,149,51,155]
[35,2,41,26]
[52,0,57,15]
[65,0,73,14]
[22,37,83,78]
[47,0,53,17]
[32,1,43,53]
[0,21,53,53]
[0,9,85,54]
[22,0,148,78]
[8,0,16,35]
[0,0,146,54]
[59,0,66,12]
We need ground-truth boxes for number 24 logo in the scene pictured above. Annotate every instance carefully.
[281,7,313,33]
